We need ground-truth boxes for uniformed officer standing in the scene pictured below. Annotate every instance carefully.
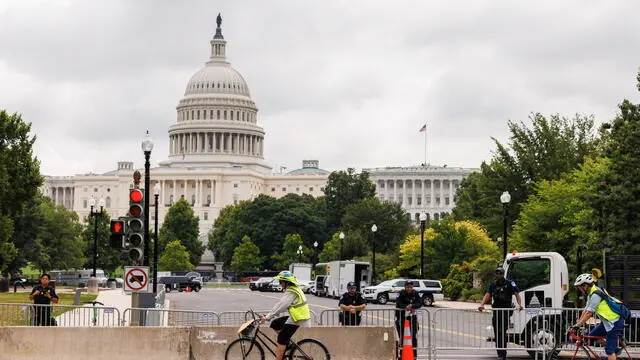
[29,274,59,326]
[338,281,367,326]
[478,266,523,360]
[395,280,422,359]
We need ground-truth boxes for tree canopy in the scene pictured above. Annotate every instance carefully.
[230,236,262,272]
[323,168,376,233]
[158,240,194,272]
[159,198,203,267]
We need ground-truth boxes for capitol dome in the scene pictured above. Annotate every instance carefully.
[164,14,269,172]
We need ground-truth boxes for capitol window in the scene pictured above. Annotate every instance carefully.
[204,212,208,220]
[309,187,313,192]
[271,187,275,192]
[83,200,87,208]
[233,183,238,188]
[282,187,286,192]
[224,110,227,120]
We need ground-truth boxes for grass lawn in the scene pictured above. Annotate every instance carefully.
[0,292,98,326]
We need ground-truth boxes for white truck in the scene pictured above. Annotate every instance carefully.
[288,263,313,293]
[316,260,372,299]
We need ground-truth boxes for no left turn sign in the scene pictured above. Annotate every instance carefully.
[124,266,150,293]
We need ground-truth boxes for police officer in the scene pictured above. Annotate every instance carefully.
[29,273,59,326]
[395,280,422,359]
[478,266,523,360]
[338,281,367,326]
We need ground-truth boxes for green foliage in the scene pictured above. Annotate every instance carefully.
[596,90,640,256]
[159,198,203,267]
[0,110,43,274]
[323,168,376,233]
[318,232,340,263]
[442,256,496,300]
[158,240,194,272]
[208,194,327,268]
[31,198,85,272]
[453,113,598,237]
[342,197,411,255]
[354,251,399,282]
[511,157,610,270]
[230,236,262,272]
[442,262,473,300]
[270,234,313,270]
[81,209,122,276]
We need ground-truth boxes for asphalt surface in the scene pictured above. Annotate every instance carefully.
[168,287,541,359]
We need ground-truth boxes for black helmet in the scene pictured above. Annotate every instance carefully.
[404,280,414,286]
[347,282,357,290]
[495,266,505,274]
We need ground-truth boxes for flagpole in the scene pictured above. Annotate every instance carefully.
[423,125,427,166]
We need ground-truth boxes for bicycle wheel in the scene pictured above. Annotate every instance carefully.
[225,338,265,360]
[550,341,591,360]
[288,338,330,360]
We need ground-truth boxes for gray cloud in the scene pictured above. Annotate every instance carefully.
[1,0,639,176]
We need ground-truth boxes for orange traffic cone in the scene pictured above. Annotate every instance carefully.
[401,319,415,360]
[186,286,191,292]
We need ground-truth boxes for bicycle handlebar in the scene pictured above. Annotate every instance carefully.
[84,301,104,306]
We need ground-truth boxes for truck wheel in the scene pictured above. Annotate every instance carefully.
[526,317,557,359]
[377,293,389,305]
[422,294,434,306]
[193,286,200,292]
[165,286,171,293]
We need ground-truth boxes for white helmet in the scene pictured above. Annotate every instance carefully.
[574,273,594,286]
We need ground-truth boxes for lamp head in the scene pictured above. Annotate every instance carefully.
[419,213,427,222]
[500,191,511,204]
[141,130,154,153]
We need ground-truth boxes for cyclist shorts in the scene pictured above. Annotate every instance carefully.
[270,316,299,345]
[588,318,625,355]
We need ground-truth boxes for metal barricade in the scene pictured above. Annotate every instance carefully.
[218,309,320,326]
[122,308,220,327]
[0,303,120,327]
[432,307,548,359]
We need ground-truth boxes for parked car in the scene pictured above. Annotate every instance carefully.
[299,280,314,294]
[362,279,405,304]
[265,278,283,292]
[159,276,202,293]
[255,277,274,292]
[388,279,444,306]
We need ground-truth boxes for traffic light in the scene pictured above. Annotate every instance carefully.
[126,189,145,264]
[109,219,126,248]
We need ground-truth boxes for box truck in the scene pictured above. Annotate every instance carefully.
[315,260,372,299]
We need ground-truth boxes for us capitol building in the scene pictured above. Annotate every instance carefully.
[42,16,476,268]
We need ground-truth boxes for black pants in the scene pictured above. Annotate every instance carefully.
[340,311,362,326]
[33,305,56,326]
[395,311,418,359]
[492,309,512,358]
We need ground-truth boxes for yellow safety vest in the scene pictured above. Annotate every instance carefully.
[287,286,311,322]
[588,285,619,322]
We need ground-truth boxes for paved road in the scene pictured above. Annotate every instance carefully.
[168,287,539,359]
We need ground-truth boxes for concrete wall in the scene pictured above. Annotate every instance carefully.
[0,326,396,360]
[0,327,191,360]
[190,326,397,360]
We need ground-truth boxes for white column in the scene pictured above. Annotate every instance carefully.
[195,133,199,153]
[212,133,217,152]
[196,179,201,205]
[210,180,214,205]
[183,180,187,199]
[172,180,176,203]
[394,180,398,203]
[161,180,165,204]
[215,177,223,205]
[449,180,453,208]
[62,188,66,209]
[411,180,416,208]
[430,180,434,207]
[439,179,444,208]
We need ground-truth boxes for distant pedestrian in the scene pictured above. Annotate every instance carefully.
[338,281,367,326]
[478,266,523,360]
[11,274,25,293]
[29,274,59,326]
[395,280,422,359]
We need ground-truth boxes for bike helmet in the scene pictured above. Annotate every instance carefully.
[274,273,300,286]
[574,273,594,286]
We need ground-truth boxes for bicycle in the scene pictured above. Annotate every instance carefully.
[84,301,104,327]
[225,310,330,360]
[551,326,631,359]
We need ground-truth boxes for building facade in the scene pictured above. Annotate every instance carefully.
[42,16,476,266]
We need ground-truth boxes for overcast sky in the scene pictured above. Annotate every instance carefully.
[1,1,639,176]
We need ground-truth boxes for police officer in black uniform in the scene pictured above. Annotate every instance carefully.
[395,280,422,359]
[29,273,59,326]
[478,266,523,360]
[338,281,367,326]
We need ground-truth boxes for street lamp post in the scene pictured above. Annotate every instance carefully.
[297,245,303,263]
[500,191,511,260]
[338,232,345,260]
[141,131,154,266]
[371,224,377,285]
[89,197,105,277]
[419,213,427,278]
[312,241,318,270]
[153,182,160,294]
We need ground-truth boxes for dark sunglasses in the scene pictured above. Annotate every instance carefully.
[347,286,357,290]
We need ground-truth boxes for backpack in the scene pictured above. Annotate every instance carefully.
[593,288,631,322]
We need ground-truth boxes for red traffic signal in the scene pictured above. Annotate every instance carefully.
[129,189,144,218]
[110,220,125,235]
[130,189,144,203]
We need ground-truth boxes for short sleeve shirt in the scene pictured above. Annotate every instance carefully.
[30,285,58,305]
[339,292,365,308]
[487,279,519,308]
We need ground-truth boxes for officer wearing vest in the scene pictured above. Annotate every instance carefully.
[572,273,625,360]
[261,273,311,360]
[478,266,523,360]
[339,281,367,326]
[395,280,423,359]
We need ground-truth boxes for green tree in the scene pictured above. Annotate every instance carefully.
[7,195,45,273]
[511,157,610,270]
[81,209,122,276]
[158,240,194,271]
[323,168,376,233]
[31,198,85,272]
[453,113,598,237]
[596,77,640,255]
[159,198,203,266]
[0,110,43,274]
[341,197,411,255]
[271,233,310,270]
[208,194,327,269]
[231,236,262,272]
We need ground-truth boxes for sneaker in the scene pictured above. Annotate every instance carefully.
[616,347,622,356]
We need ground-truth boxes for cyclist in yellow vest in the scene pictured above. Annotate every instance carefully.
[261,272,312,360]
[572,273,625,360]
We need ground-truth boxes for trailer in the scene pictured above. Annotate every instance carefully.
[288,263,312,282]
[315,260,372,299]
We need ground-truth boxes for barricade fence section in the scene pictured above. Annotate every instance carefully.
[122,307,219,327]
[0,303,120,327]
